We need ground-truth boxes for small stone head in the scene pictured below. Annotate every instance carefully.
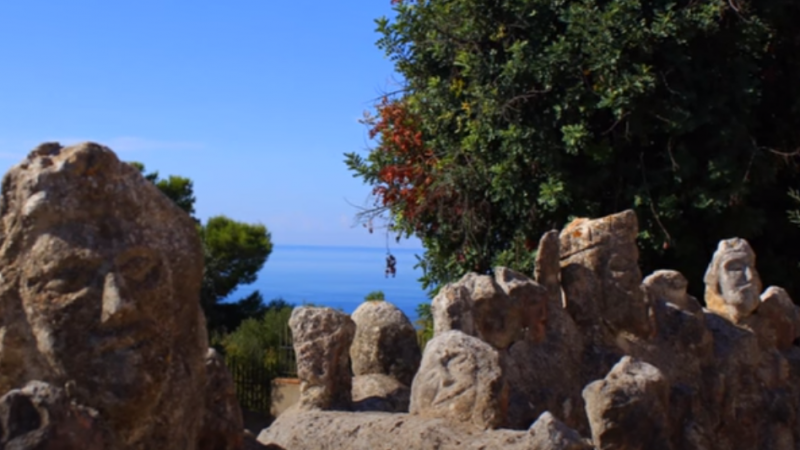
[0,142,206,444]
[704,238,762,323]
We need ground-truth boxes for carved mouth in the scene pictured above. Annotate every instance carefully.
[93,322,159,356]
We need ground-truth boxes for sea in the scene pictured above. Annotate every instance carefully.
[224,245,431,324]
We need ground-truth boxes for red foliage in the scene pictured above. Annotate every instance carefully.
[368,97,439,222]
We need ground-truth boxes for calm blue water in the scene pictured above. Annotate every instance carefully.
[225,245,430,323]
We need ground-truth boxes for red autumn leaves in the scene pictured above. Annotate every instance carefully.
[368,97,438,222]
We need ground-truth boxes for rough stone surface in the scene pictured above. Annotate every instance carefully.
[495,267,548,343]
[252,209,800,450]
[0,381,107,449]
[350,301,421,386]
[583,357,671,450]
[198,348,245,450]
[289,306,356,410]
[749,286,798,350]
[0,143,210,449]
[528,412,593,450]
[431,281,475,337]
[704,238,763,323]
[409,330,508,430]
[257,409,590,450]
[432,268,548,350]
[559,210,653,340]
[460,272,522,349]
[352,373,410,413]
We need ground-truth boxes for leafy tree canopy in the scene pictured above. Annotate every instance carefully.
[347,0,800,300]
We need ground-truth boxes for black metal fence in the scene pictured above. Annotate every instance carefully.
[225,323,297,414]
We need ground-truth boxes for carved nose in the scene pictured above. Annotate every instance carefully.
[101,271,135,323]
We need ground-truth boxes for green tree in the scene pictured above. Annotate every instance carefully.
[131,162,273,332]
[347,0,800,301]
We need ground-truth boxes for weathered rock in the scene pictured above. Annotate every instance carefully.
[0,142,209,449]
[352,374,410,413]
[409,330,508,430]
[560,210,653,340]
[495,267,548,343]
[643,270,703,315]
[431,282,476,337]
[257,409,588,450]
[0,380,107,449]
[528,411,593,450]
[583,356,671,450]
[704,238,763,323]
[534,230,562,296]
[350,301,421,386]
[460,272,522,349]
[198,348,245,450]
[642,270,714,374]
[289,306,356,410]
[749,287,798,351]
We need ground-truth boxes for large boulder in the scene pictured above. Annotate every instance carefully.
[350,300,421,386]
[409,330,508,430]
[198,348,245,450]
[0,143,210,449]
[583,356,671,450]
[257,409,589,450]
[289,306,356,411]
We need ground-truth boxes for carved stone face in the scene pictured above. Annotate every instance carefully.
[704,238,762,323]
[718,251,759,314]
[19,223,173,420]
[0,142,206,446]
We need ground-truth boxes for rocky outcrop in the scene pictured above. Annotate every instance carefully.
[257,409,591,450]
[289,306,356,411]
[409,330,508,430]
[0,142,240,449]
[260,208,800,450]
[350,301,421,386]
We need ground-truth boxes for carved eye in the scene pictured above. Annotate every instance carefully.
[118,252,163,289]
[32,260,102,295]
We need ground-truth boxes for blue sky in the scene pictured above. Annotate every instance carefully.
[0,1,421,249]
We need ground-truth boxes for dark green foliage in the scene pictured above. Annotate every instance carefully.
[128,162,196,217]
[220,300,296,413]
[199,216,273,321]
[364,290,387,301]
[349,0,800,300]
[414,302,434,349]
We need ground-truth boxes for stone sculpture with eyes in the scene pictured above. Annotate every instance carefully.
[0,142,210,449]
[704,238,763,323]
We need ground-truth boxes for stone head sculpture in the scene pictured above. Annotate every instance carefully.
[0,142,208,447]
[704,238,762,323]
